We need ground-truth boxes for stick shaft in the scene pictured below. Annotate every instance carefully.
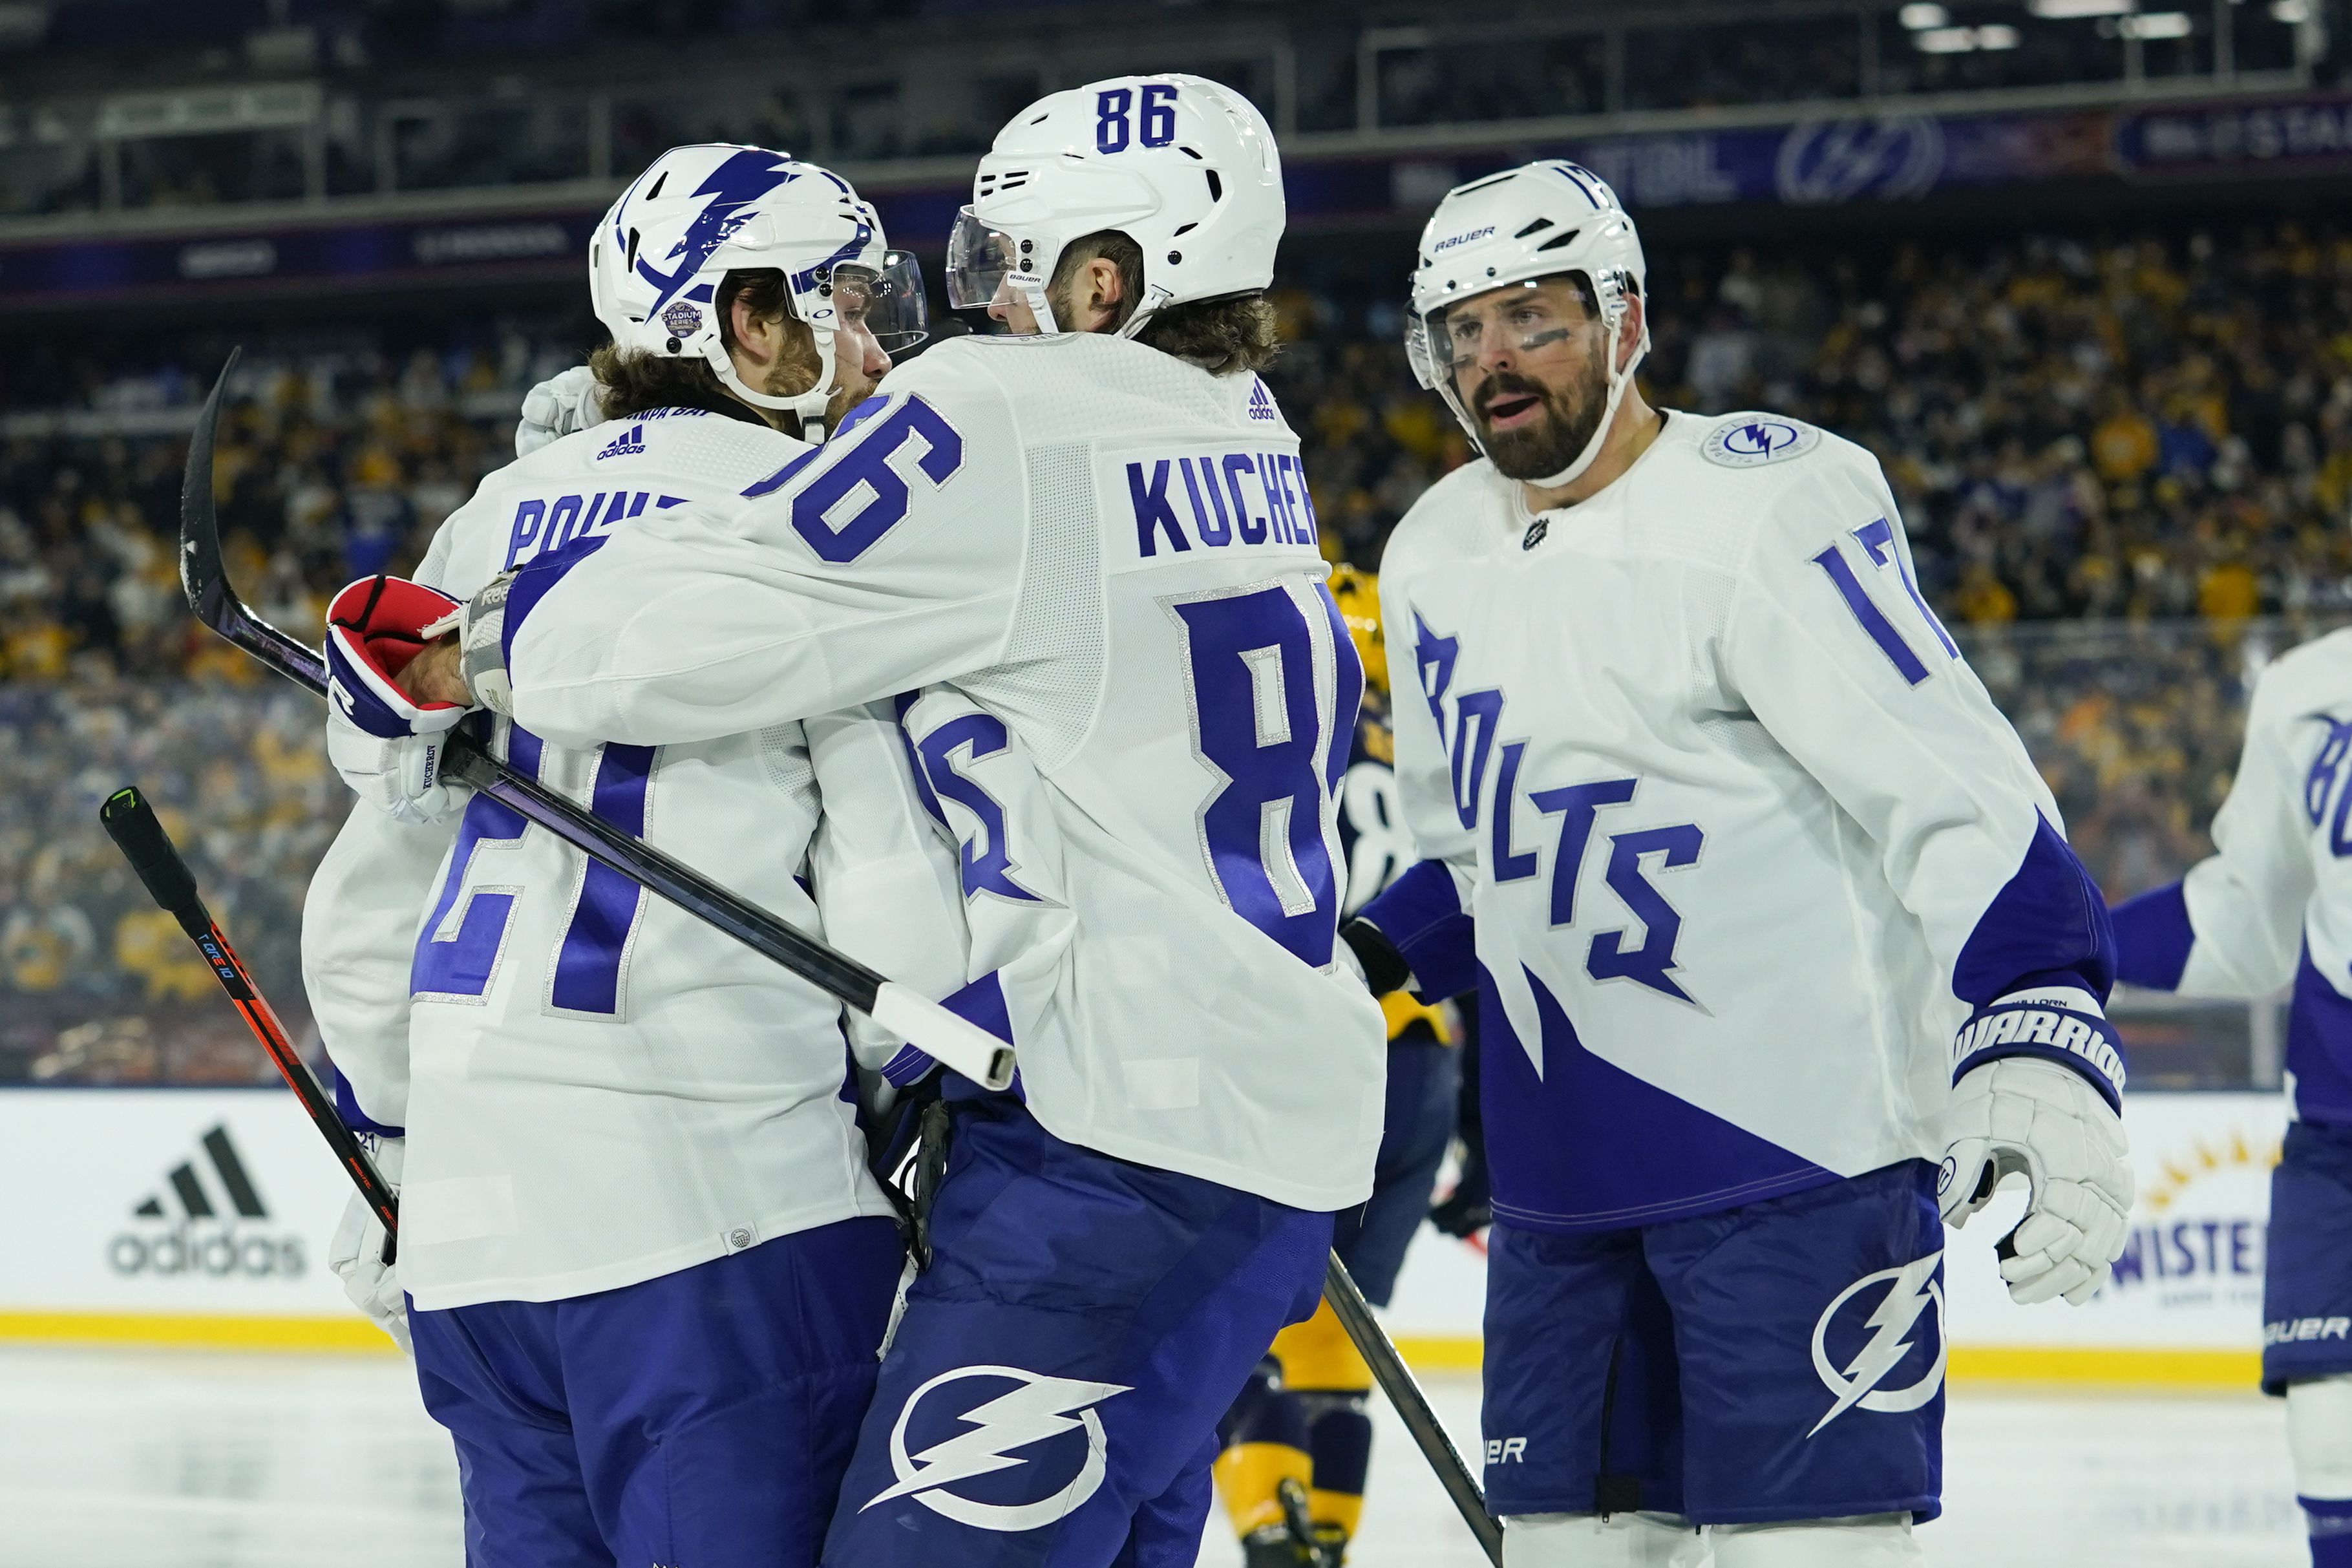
[100,787,401,1255]
[1323,1251,1505,1565]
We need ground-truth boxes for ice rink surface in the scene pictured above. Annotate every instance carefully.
[0,1344,2306,1567]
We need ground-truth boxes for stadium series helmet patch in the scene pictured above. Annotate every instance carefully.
[661,301,702,338]
[1701,416,1821,469]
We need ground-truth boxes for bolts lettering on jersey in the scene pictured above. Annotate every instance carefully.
[916,714,1042,905]
[1410,609,1459,745]
[863,1365,1130,1533]
[2302,714,2352,828]
[1808,1252,1945,1436]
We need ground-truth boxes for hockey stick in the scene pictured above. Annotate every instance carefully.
[1324,1251,1505,1565]
[100,785,403,1262]
[178,351,1015,1092]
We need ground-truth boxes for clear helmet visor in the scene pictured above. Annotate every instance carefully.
[820,250,929,358]
[946,206,1024,312]
[1417,274,1599,383]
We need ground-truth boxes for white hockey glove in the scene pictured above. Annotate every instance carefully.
[326,1136,409,1354]
[323,575,472,824]
[1937,987,2132,1307]
[515,365,604,458]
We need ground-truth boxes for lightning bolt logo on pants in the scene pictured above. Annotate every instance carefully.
[1807,1251,1945,1436]
[863,1365,1132,1532]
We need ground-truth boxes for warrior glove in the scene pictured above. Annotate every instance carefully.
[324,575,471,824]
[1936,986,2132,1307]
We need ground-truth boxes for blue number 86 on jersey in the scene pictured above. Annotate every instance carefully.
[742,393,966,565]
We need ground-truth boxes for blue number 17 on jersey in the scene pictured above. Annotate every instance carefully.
[1168,580,1364,968]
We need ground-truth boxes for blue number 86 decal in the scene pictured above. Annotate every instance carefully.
[1096,83,1178,154]
[744,393,964,565]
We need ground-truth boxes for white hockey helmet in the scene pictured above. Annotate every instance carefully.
[591,143,926,436]
[944,73,1283,337]
[1406,160,1649,489]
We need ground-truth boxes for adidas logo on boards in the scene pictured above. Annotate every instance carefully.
[597,425,646,460]
[111,1123,304,1278]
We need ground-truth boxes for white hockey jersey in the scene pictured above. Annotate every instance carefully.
[1364,411,2113,1233]
[480,334,1387,1211]
[302,406,966,1310]
[2112,628,2352,1124]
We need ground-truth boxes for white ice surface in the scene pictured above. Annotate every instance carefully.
[0,1346,2305,1567]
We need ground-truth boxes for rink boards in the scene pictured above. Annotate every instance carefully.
[0,1087,2287,1385]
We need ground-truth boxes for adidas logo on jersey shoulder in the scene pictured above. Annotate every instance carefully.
[1245,378,1279,423]
[597,425,646,460]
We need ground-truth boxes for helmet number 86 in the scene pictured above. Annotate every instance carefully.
[1097,84,1178,154]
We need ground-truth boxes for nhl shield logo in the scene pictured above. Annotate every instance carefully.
[661,300,703,339]
[1523,518,1549,551]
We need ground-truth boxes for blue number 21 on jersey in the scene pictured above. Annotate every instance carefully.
[1170,582,1363,968]
[412,723,650,1016]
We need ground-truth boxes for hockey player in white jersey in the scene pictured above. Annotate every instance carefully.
[326,76,1386,1568]
[1340,162,2134,1566]
[308,144,968,1565]
[2109,633,2352,1568]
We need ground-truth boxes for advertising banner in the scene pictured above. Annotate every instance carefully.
[0,1086,2290,1375]
[5,89,2333,308]
[0,1088,370,1341]
[2115,94,2352,179]
[0,209,596,307]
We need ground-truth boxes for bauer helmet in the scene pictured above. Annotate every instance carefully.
[1406,160,1649,490]
[1328,562,1386,695]
[591,143,926,438]
[946,73,1284,338]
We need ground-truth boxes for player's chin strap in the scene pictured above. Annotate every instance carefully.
[1524,327,1649,492]
[1115,284,1177,341]
[1010,268,1059,335]
[706,326,840,441]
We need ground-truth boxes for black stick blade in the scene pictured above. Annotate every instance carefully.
[178,349,326,693]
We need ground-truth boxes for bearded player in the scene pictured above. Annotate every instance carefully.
[1341,161,2133,1566]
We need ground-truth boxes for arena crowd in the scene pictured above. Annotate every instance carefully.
[5,221,2344,1079]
